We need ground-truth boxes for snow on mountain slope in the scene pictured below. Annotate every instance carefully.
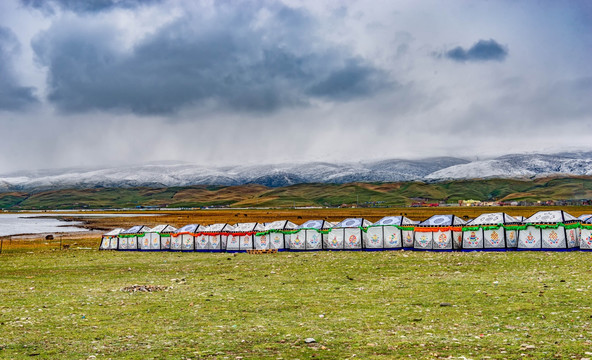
[426,153,592,180]
[1,153,591,190]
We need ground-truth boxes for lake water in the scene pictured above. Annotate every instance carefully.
[0,213,155,237]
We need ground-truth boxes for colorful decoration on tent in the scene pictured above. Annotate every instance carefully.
[370,233,380,245]
[241,236,251,247]
[211,236,219,248]
[525,232,535,245]
[172,237,181,248]
[330,236,340,247]
[260,235,268,248]
[548,230,559,245]
[436,233,448,248]
[183,236,192,249]
[467,231,479,246]
[101,239,109,248]
[129,238,136,248]
[418,234,429,248]
[348,235,358,247]
[586,234,592,247]
[405,233,413,245]
[272,235,281,247]
[144,238,149,247]
[388,232,398,245]
[293,235,302,247]
[309,234,319,246]
[199,236,208,247]
[229,236,238,245]
[489,231,500,246]
[568,230,576,246]
[151,237,159,247]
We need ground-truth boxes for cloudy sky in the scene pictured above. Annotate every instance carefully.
[0,0,591,173]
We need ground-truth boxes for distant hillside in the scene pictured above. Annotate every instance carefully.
[1,176,592,209]
[2,152,592,190]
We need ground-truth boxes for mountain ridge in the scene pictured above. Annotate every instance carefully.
[1,152,592,191]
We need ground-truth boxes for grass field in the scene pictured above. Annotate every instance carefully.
[2,245,592,359]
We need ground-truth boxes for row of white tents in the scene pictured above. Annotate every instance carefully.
[100,210,592,252]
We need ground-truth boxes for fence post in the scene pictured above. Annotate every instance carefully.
[0,236,3,254]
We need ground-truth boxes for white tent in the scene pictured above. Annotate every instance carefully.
[578,214,592,221]
[226,223,263,252]
[518,210,580,250]
[100,228,124,250]
[254,220,298,250]
[325,218,371,250]
[120,225,151,250]
[138,224,177,251]
[289,220,333,250]
[414,215,466,251]
[364,216,415,250]
[195,223,234,252]
[462,212,521,250]
[171,224,200,251]
[512,216,526,222]
[580,217,592,250]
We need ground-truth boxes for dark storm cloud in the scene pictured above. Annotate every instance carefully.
[0,26,38,110]
[20,0,162,13]
[32,3,391,115]
[444,39,508,62]
[307,59,391,101]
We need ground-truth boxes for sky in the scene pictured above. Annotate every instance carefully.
[0,0,591,173]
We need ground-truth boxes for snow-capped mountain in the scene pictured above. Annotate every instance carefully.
[425,153,592,180]
[1,152,592,190]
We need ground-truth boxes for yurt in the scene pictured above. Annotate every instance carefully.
[254,220,298,250]
[100,228,124,250]
[120,225,151,250]
[226,222,263,252]
[289,220,334,251]
[171,224,200,251]
[462,212,522,251]
[138,224,177,251]
[195,223,234,252]
[324,218,372,250]
[364,216,415,250]
[414,215,466,251]
[579,217,592,250]
[517,210,580,250]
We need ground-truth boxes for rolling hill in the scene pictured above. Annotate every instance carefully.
[1,176,591,209]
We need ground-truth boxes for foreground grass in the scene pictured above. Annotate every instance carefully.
[1,249,592,359]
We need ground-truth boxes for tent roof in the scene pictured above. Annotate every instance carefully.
[104,228,124,236]
[418,215,466,227]
[203,223,234,232]
[298,220,333,229]
[467,212,521,226]
[149,224,177,233]
[525,210,578,223]
[121,225,151,234]
[176,224,200,233]
[512,215,526,221]
[578,214,592,221]
[232,222,264,231]
[334,218,372,228]
[373,216,415,226]
[263,220,298,230]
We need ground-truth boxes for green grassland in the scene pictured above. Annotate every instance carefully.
[2,176,592,209]
[2,247,592,359]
